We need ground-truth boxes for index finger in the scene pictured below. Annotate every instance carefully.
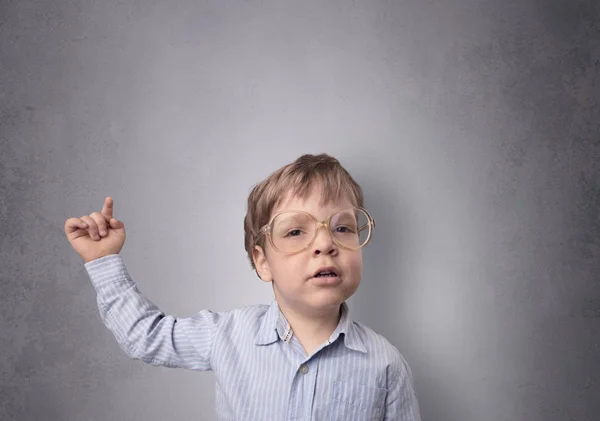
[101,196,114,220]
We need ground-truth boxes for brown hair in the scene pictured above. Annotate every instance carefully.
[243,153,364,271]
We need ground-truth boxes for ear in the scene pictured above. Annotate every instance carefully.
[253,245,273,283]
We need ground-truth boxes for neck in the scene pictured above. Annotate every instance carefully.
[276,298,343,352]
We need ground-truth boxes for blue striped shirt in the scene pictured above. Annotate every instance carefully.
[84,254,421,421]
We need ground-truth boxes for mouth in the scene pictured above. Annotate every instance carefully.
[312,266,340,280]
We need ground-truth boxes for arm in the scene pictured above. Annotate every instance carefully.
[384,353,422,421]
[85,254,222,370]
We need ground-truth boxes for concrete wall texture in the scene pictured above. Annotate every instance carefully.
[1,0,599,420]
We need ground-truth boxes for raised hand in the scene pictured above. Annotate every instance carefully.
[64,196,127,263]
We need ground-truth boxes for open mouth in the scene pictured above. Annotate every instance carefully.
[313,267,339,278]
[314,272,337,278]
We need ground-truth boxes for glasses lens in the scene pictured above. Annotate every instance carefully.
[330,208,371,249]
[271,211,316,253]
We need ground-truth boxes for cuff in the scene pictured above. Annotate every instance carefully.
[84,254,134,291]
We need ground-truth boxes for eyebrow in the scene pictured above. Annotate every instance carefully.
[273,213,311,223]
[274,207,356,220]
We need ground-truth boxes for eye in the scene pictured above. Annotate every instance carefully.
[334,225,355,234]
[285,229,303,237]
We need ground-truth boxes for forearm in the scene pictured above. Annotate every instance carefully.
[85,254,213,370]
[96,279,179,364]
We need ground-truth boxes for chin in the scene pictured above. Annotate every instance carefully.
[309,291,348,308]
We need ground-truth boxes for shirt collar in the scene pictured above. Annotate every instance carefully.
[255,300,367,354]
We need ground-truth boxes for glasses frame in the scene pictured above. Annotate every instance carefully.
[255,206,376,254]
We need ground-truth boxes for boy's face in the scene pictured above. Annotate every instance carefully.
[253,184,363,316]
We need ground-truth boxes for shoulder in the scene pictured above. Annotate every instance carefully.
[226,303,271,327]
[194,303,269,325]
[188,303,271,335]
[350,320,412,377]
[181,303,269,331]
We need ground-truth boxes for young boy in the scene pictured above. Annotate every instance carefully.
[64,153,421,420]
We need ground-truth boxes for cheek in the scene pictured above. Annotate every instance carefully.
[268,255,304,281]
[345,253,363,274]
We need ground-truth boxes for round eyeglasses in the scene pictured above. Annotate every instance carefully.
[256,207,376,254]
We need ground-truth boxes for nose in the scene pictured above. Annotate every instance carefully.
[312,225,337,255]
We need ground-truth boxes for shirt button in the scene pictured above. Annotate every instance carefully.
[299,364,309,374]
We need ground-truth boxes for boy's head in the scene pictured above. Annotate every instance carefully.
[244,153,374,314]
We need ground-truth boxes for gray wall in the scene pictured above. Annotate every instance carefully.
[2,1,599,420]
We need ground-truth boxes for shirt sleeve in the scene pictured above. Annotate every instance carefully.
[384,352,422,421]
[84,254,223,371]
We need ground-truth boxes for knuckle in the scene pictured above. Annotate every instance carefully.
[84,218,96,229]
[91,213,107,224]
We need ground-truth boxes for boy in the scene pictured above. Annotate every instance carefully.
[64,153,421,420]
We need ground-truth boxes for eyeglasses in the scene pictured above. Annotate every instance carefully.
[256,207,376,254]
